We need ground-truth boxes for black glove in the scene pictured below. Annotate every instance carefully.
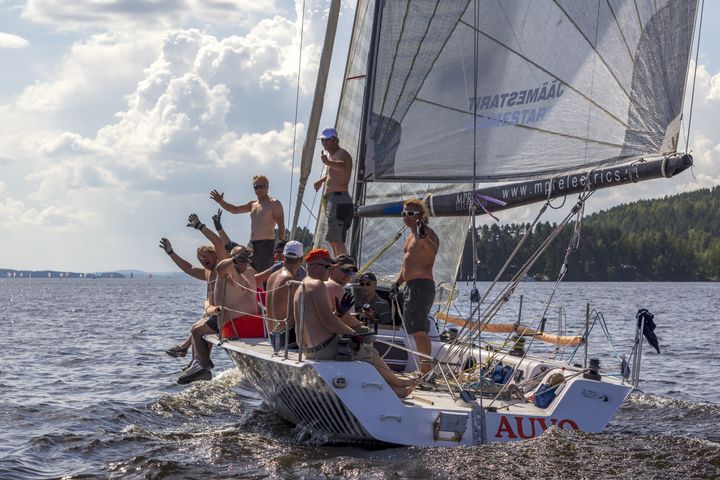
[159,238,173,255]
[390,282,400,299]
[187,213,205,230]
[232,250,251,264]
[335,291,355,317]
[212,209,223,231]
[417,217,427,238]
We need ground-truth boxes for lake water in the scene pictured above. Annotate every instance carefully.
[1,278,719,479]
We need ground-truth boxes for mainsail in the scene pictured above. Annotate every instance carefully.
[363,0,698,182]
[321,0,699,287]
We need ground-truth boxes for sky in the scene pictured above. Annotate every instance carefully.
[0,0,719,273]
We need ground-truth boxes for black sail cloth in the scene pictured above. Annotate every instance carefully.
[636,308,660,354]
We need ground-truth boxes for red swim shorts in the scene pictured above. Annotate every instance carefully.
[221,315,265,338]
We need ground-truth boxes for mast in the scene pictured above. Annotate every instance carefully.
[348,0,383,261]
[357,154,693,218]
[290,0,341,240]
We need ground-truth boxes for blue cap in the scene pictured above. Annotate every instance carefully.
[318,127,338,140]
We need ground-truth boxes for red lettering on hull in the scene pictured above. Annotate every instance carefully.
[495,416,579,439]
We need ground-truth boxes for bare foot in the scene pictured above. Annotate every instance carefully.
[392,385,415,398]
[395,375,421,388]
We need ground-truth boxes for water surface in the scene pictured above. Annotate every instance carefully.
[1,279,718,478]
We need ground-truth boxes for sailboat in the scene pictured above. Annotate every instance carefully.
[207,0,701,445]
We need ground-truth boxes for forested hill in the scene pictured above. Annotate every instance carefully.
[458,186,720,281]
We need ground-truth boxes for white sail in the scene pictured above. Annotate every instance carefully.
[364,0,698,182]
[323,0,698,287]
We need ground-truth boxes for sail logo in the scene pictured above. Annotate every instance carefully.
[468,80,564,129]
[495,415,579,439]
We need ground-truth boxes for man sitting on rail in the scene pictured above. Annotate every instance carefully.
[294,248,417,397]
[265,240,305,348]
[159,240,218,362]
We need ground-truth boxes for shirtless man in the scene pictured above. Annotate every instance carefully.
[210,175,285,272]
[176,213,239,384]
[392,198,439,374]
[296,249,416,397]
[211,245,262,338]
[313,128,353,256]
[159,239,218,359]
[265,240,304,335]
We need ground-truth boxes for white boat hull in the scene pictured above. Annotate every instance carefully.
[210,335,633,446]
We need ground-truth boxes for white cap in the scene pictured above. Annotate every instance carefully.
[283,240,304,259]
[318,127,338,140]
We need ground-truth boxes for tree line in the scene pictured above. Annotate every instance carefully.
[458,186,720,281]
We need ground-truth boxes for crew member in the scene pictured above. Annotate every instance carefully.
[392,198,439,374]
[356,272,392,326]
[210,175,285,272]
[313,128,353,256]
[295,249,416,397]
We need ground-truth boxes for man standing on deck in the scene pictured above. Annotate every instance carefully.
[210,175,285,273]
[392,198,439,374]
[313,127,353,257]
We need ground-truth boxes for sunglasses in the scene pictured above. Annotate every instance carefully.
[359,281,373,287]
[311,262,333,269]
[253,184,267,189]
[401,210,419,217]
[340,268,356,274]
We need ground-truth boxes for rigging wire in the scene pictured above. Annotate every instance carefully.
[684,0,705,153]
[287,0,307,234]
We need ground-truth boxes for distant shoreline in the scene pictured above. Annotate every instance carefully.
[0,269,181,279]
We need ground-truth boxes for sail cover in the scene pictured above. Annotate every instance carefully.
[364,0,699,182]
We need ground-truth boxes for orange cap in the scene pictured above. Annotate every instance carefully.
[305,248,336,264]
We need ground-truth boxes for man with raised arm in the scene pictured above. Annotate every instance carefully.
[211,245,263,338]
[177,212,239,384]
[392,198,440,374]
[295,249,416,397]
[210,174,285,272]
[312,127,353,256]
[265,240,304,347]
[158,239,218,359]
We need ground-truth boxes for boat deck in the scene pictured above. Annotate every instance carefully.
[208,335,538,414]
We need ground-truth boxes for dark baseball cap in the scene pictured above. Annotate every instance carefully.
[359,272,377,282]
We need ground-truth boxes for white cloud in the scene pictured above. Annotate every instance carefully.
[16,32,158,114]
[0,1,354,270]
[0,31,29,48]
[22,0,280,31]
[0,188,95,230]
[708,70,720,101]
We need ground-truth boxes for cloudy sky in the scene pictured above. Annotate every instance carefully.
[1,1,719,273]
